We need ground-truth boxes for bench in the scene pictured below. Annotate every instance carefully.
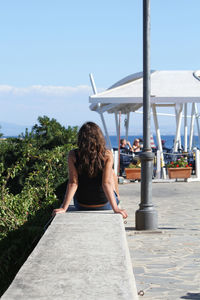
[2,211,138,300]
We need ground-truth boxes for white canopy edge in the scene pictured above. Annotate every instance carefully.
[89,71,200,111]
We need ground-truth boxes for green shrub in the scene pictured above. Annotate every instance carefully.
[0,116,78,296]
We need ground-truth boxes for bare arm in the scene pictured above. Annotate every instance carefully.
[112,169,120,200]
[52,150,78,216]
[126,141,133,151]
[102,151,128,219]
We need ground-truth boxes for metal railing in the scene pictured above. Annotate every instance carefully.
[113,148,200,181]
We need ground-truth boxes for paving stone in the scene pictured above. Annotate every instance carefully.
[121,181,200,300]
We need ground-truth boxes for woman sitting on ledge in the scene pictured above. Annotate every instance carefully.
[53,122,127,219]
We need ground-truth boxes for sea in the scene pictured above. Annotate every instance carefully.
[108,135,200,149]
[2,135,200,150]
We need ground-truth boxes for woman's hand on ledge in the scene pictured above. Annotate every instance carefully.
[52,208,66,217]
[114,208,128,219]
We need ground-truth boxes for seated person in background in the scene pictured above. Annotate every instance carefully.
[139,138,143,149]
[132,138,141,152]
[161,139,170,152]
[120,138,133,153]
[161,139,167,150]
[120,138,134,176]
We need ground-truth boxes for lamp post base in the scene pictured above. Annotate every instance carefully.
[135,207,158,230]
[135,151,158,230]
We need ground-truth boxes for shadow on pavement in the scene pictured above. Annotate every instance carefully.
[181,292,200,299]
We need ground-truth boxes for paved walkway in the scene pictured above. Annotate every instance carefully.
[120,181,200,300]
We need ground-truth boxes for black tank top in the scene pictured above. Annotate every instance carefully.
[74,149,108,205]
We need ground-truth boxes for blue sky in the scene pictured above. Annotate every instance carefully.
[0,0,200,135]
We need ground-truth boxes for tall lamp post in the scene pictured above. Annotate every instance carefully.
[135,0,158,230]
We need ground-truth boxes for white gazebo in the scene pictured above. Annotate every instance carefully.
[89,70,200,179]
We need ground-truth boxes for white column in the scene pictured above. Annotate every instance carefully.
[115,112,119,145]
[156,150,161,179]
[89,73,97,94]
[189,103,195,150]
[152,105,166,179]
[194,103,200,145]
[174,108,178,151]
[89,73,112,150]
[125,112,130,141]
[178,106,182,149]
[113,150,118,175]
[184,103,188,152]
[174,104,183,152]
[99,111,112,149]
[195,149,200,179]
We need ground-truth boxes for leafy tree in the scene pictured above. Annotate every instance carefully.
[1,116,78,194]
[29,115,78,149]
[0,125,3,138]
[0,115,78,232]
[0,116,78,295]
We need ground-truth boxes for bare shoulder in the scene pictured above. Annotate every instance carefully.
[68,149,76,162]
[105,149,113,162]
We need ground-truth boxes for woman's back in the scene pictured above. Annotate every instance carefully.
[53,121,128,219]
[74,149,108,206]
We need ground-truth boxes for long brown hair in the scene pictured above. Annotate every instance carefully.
[77,122,106,177]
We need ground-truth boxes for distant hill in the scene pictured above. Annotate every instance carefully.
[0,122,32,137]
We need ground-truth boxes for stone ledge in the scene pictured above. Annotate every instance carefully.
[2,212,138,300]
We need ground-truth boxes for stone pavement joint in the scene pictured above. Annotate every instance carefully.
[126,229,164,234]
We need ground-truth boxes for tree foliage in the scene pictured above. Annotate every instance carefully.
[0,125,3,138]
[0,116,78,295]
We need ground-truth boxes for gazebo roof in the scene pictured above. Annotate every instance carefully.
[89,70,200,114]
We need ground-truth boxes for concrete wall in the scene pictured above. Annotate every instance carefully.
[2,211,138,300]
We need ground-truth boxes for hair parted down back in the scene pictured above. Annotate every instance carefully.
[77,122,106,177]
